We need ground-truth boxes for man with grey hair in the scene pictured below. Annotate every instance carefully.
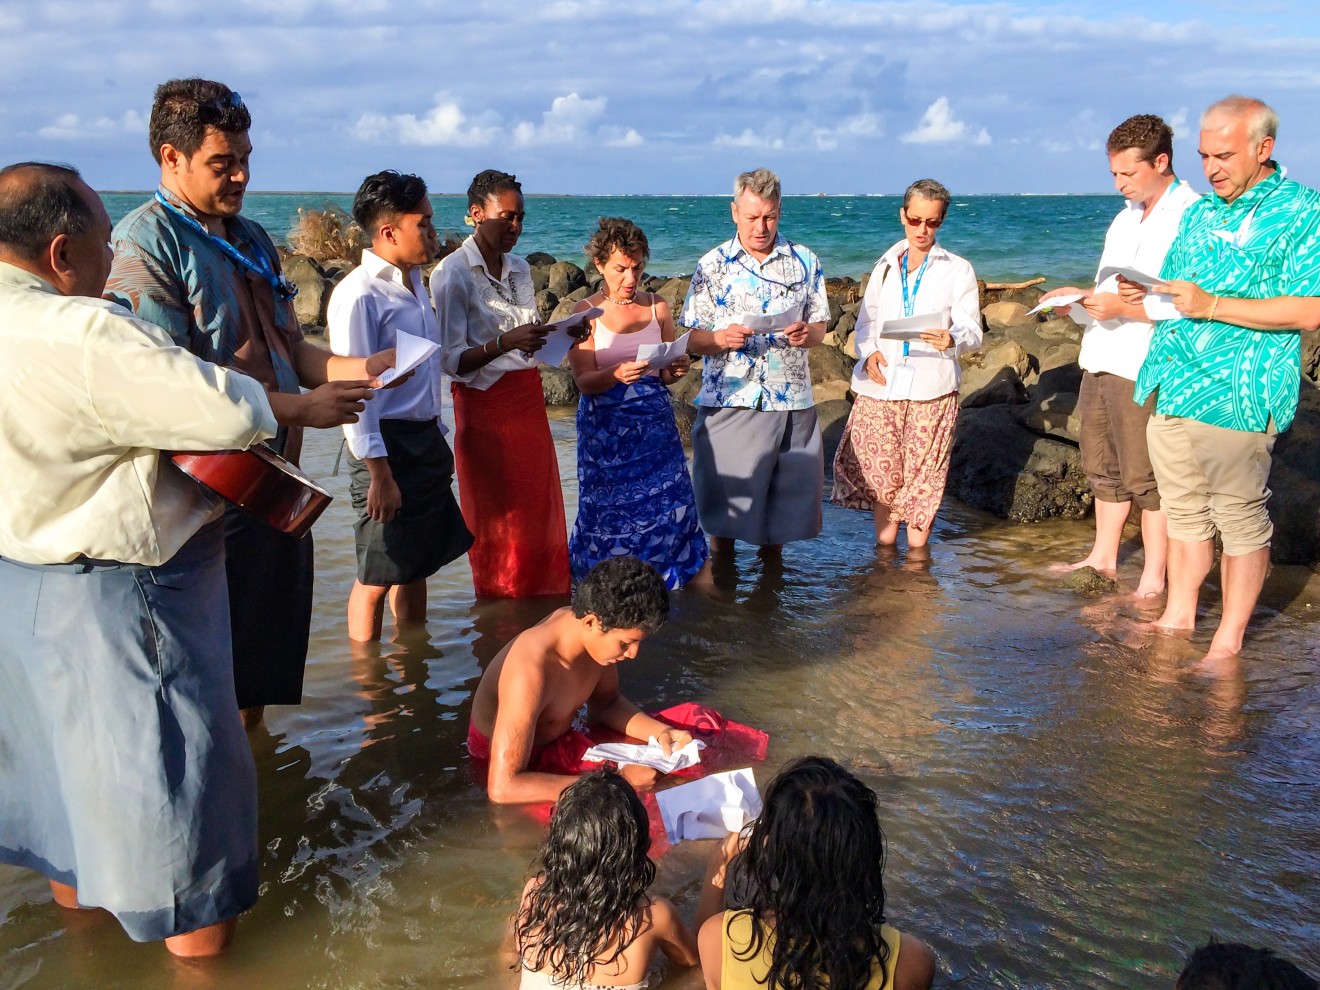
[1124,95,1320,672]
[0,162,279,955]
[680,168,830,561]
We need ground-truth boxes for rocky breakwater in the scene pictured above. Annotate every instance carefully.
[279,246,1320,567]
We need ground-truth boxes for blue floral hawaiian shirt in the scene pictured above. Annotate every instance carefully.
[680,234,829,410]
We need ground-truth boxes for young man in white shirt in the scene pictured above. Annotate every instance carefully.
[328,171,472,642]
[1042,114,1200,598]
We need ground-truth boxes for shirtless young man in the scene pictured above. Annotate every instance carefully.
[467,555,694,805]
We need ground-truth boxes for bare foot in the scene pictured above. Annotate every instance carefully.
[1048,553,1117,576]
[1193,644,1243,680]
[1141,618,1194,637]
[1132,582,1165,601]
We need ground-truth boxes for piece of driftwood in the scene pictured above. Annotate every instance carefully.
[983,277,1046,291]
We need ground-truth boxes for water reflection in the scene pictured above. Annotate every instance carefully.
[3,432,1320,989]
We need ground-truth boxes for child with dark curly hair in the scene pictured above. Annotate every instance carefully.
[468,556,695,805]
[694,756,936,990]
[514,770,698,988]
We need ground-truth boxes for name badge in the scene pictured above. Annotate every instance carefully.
[889,363,916,400]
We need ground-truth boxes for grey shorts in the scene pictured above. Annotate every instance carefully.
[691,405,824,545]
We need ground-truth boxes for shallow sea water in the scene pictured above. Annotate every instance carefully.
[3,413,1319,989]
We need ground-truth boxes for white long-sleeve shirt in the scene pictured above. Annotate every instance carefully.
[850,240,982,401]
[430,236,539,392]
[1080,179,1200,380]
[327,249,445,459]
[0,262,276,565]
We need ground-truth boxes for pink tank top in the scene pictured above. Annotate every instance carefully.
[592,303,662,370]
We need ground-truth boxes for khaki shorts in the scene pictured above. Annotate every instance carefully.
[1145,414,1275,556]
[1078,372,1160,510]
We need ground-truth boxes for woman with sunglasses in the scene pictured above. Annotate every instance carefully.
[832,179,981,553]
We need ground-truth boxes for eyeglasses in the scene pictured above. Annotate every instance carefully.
[903,214,944,229]
[198,91,245,124]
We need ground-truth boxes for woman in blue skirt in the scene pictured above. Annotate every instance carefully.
[567,218,710,589]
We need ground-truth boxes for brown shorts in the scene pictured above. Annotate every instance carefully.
[1078,371,1160,511]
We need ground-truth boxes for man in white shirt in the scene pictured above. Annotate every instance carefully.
[0,163,277,956]
[328,171,472,641]
[1042,114,1200,598]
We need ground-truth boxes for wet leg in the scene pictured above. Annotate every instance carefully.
[347,580,389,642]
[387,580,427,632]
[1200,547,1269,669]
[1153,536,1213,632]
[165,918,236,958]
[872,504,900,546]
[1135,507,1168,599]
[1054,498,1129,574]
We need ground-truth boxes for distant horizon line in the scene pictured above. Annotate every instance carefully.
[98,189,1121,199]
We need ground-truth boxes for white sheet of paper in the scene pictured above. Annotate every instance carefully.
[1143,294,1183,321]
[877,311,945,341]
[582,737,706,774]
[635,330,692,370]
[741,303,804,336]
[1027,294,1083,316]
[655,767,762,844]
[537,306,605,368]
[1095,265,1163,289]
[373,329,438,388]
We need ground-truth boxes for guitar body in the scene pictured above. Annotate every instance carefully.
[170,444,333,539]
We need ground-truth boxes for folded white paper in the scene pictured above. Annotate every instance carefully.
[635,330,692,369]
[537,306,605,368]
[373,329,438,388]
[1095,265,1162,289]
[582,736,705,774]
[655,767,762,844]
[1143,294,1183,322]
[877,311,946,340]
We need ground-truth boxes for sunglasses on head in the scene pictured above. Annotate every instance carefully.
[903,214,943,229]
[198,91,245,124]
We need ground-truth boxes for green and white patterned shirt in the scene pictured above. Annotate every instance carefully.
[1135,167,1320,433]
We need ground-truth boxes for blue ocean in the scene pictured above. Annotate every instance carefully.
[101,191,1124,285]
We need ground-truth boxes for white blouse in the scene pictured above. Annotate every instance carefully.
[850,240,982,402]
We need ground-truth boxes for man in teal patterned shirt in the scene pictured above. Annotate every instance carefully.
[1130,95,1320,672]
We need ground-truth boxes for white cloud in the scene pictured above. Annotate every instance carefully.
[38,110,146,140]
[901,97,989,146]
[600,126,644,148]
[713,128,785,150]
[512,93,607,146]
[350,97,498,147]
[1167,107,1189,136]
[813,112,882,151]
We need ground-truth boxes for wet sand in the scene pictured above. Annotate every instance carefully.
[2,412,1319,989]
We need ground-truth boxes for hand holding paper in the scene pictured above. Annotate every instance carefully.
[537,306,605,367]
[582,737,705,774]
[636,330,692,370]
[372,330,438,388]
[655,767,762,844]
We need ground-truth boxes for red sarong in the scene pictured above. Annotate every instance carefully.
[467,704,770,852]
[451,369,571,598]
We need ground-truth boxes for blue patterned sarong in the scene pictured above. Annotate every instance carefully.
[570,377,709,589]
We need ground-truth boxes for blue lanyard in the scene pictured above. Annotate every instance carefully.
[722,239,810,309]
[154,192,298,300]
[898,250,930,319]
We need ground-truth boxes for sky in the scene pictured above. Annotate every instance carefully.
[2,0,1319,195]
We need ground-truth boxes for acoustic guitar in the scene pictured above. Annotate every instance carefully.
[170,444,333,539]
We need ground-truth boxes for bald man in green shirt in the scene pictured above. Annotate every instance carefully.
[1127,95,1320,673]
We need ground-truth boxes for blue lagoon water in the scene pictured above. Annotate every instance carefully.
[102,192,1121,284]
